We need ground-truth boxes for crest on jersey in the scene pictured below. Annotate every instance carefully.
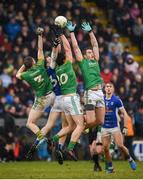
[111,102,114,105]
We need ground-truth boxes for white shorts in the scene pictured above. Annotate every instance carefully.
[62,94,83,116]
[101,127,120,137]
[32,92,55,112]
[51,95,63,113]
[84,89,105,108]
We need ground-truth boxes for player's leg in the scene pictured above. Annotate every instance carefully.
[58,113,68,151]
[55,113,68,165]
[25,109,45,159]
[66,114,85,161]
[26,92,55,159]
[90,140,102,171]
[41,111,61,136]
[85,107,96,128]
[94,89,105,125]
[84,89,105,128]
[26,109,43,135]
[95,107,105,125]
[52,115,76,164]
[113,130,137,170]
[101,132,114,173]
[52,115,76,142]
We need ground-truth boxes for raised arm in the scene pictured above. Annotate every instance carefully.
[60,34,73,62]
[66,21,83,61]
[50,37,61,68]
[16,65,26,80]
[36,27,44,60]
[82,22,99,61]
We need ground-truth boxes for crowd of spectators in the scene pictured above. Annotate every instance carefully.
[0,0,143,161]
[95,0,143,51]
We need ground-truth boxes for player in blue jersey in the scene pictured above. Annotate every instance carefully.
[101,82,137,173]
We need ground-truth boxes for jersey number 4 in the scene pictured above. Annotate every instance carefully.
[34,75,44,83]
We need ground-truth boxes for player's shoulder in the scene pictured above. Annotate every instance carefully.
[113,95,123,107]
[112,95,121,102]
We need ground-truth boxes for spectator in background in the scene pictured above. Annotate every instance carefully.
[108,33,123,56]
[5,15,21,41]
[3,106,16,134]
[121,12,134,35]
[130,3,140,20]
[101,68,113,83]
[0,68,12,88]
[132,17,143,49]
[122,45,131,61]
[134,107,143,137]
[124,112,136,160]
[125,54,139,74]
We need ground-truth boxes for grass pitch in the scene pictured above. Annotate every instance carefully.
[0,161,142,179]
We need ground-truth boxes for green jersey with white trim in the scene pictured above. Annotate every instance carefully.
[21,59,52,97]
[56,61,77,95]
[77,59,103,90]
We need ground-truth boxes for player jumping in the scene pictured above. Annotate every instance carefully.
[66,21,105,128]
[49,27,85,162]
[101,82,137,173]
[16,28,55,158]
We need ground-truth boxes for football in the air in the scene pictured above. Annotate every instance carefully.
[54,16,67,28]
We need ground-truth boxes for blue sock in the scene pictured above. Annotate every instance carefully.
[108,162,113,168]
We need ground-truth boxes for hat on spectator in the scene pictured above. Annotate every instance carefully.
[127,54,134,59]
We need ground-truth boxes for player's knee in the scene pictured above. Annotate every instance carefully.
[67,125,75,133]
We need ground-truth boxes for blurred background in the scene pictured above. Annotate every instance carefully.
[0,0,143,162]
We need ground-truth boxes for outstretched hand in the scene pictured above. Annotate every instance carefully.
[52,25,64,37]
[81,22,92,32]
[36,27,44,35]
[53,37,61,48]
[66,21,76,32]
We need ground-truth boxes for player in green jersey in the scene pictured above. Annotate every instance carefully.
[49,27,85,162]
[66,21,105,128]
[16,28,55,157]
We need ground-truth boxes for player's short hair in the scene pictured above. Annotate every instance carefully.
[56,52,65,66]
[23,56,34,69]
[82,47,92,55]
[105,82,114,87]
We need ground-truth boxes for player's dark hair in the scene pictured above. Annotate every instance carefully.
[23,56,34,69]
[56,52,65,66]
[105,82,114,87]
[82,47,92,55]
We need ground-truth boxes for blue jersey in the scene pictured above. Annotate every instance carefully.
[103,95,123,128]
[47,67,61,96]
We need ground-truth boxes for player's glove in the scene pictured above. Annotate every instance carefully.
[81,22,92,32]
[52,25,63,37]
[66,21,76,32]
[122,127,128,136]
[36,27,44,35]
[53,37,61,48]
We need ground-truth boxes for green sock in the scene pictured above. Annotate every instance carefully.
[36,130,44,140]
[52,135,60,142]
[67,141,76,150]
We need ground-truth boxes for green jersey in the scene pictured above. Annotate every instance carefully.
[78,59,103,90]
[56,61,77,95]
[21,59,52,97]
